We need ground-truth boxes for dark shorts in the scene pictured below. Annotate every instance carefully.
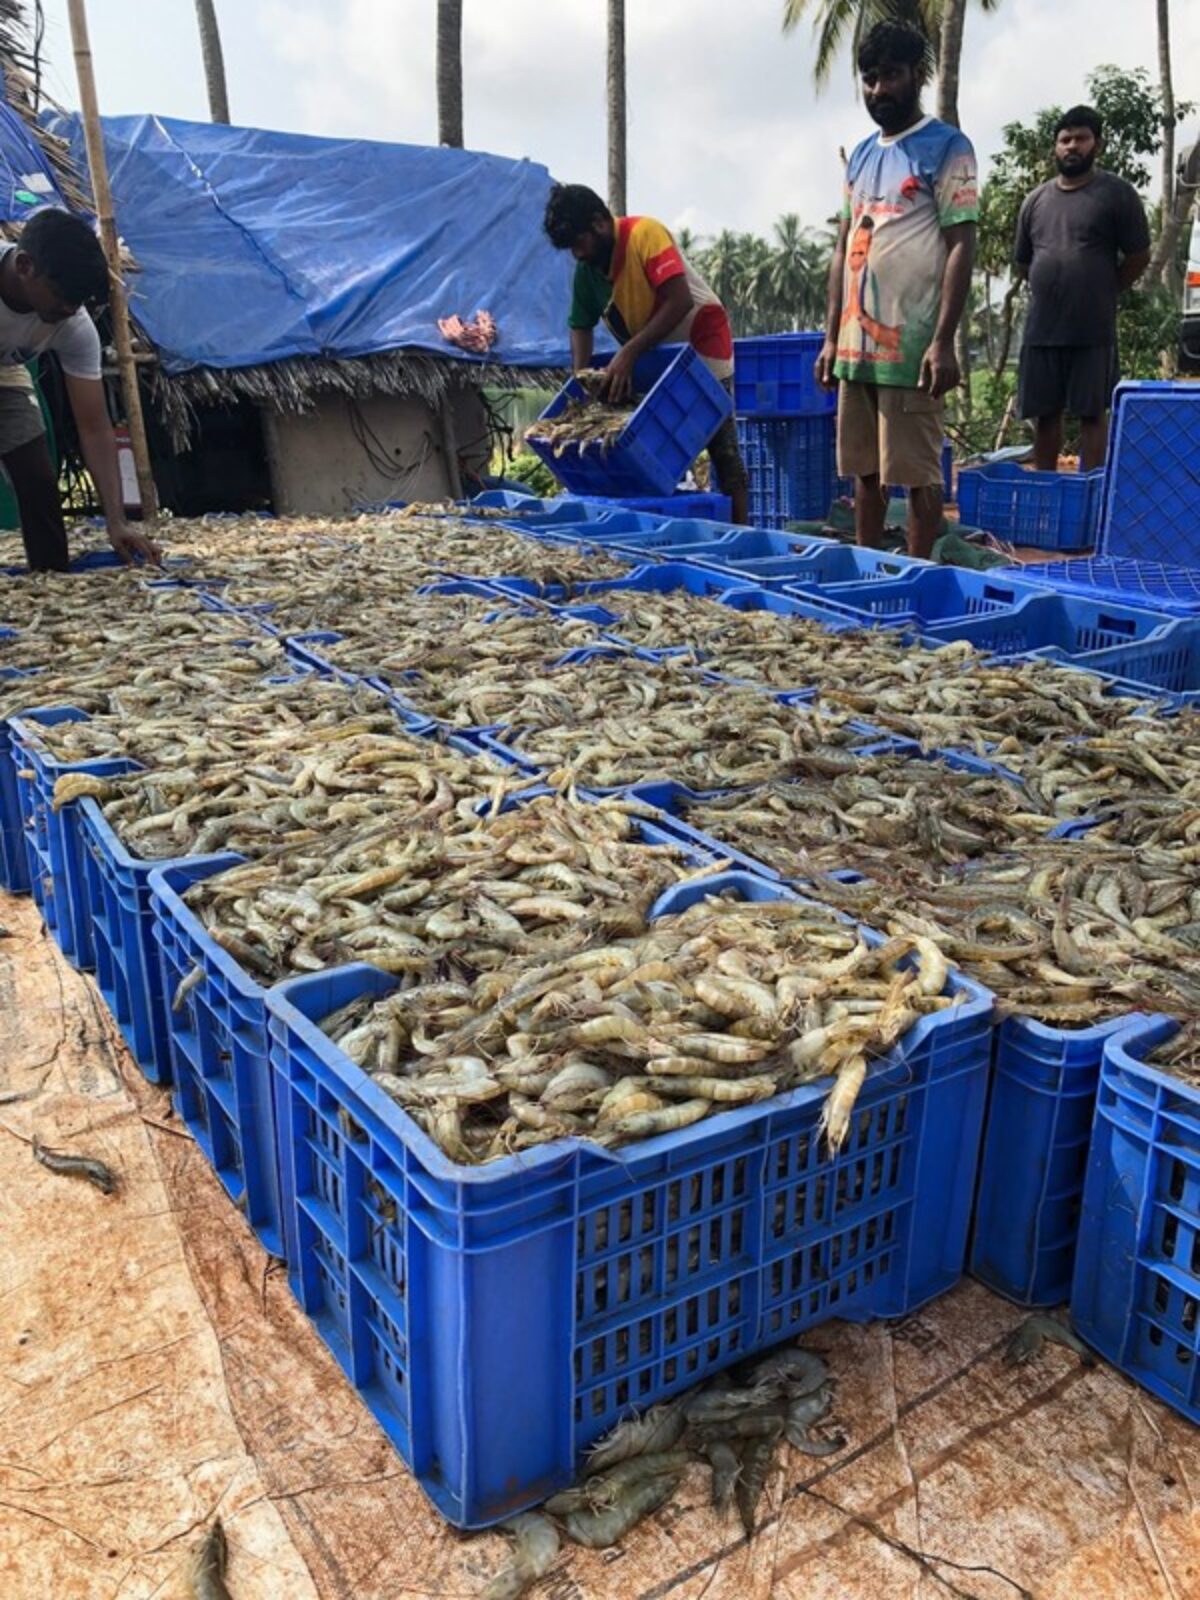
[706,377,748,499]
[1018,344,1119,421]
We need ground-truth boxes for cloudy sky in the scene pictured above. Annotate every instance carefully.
[37,0,1200,240]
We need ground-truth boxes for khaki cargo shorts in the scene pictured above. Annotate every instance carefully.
[0,369,46,456]
[837,380,944,490]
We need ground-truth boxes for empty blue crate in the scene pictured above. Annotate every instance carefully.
[1098,382,1200,565]
[150,855,286,1257]
[956,462,1103,551]
[579,491,732,522]
[267,869,991,1527]
[971,1015,1132,1307]
[1054,617,1200,700]
[10,708,139,970]
[1001,558,1200,618]
[800,567,1042,629]
[526,345,732,499]
[1072,1015,1200,1421]
[738,414,837,528]
[733,333,833,417]
[606,526,827,578]
[923,589,1176,663]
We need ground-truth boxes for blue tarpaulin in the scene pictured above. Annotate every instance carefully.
[0,97,69,221]
[52,113,577,377]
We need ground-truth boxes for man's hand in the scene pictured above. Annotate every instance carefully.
[814,339,839,391]
[599,345,639,404]
[108,521,163,567]
[919,338,960,400]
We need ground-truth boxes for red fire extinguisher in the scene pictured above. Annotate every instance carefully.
[114,424,141,512]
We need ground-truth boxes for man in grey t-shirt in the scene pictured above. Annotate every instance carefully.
[0,209,159,571]
[1014,104,1151,472]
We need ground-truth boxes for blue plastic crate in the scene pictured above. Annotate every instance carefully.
[565,519,752,560]
[598,526,814,564]
[578,491,732,522]
[799,567,1044,629]
[149,854,286,1256]
[1098,383,1200,564]
[267,869,992,1527]
[737,414,838,528]
[956,462,1103,551]
[83,799,241,1086]
[147,795,715,1265]
[0,665,40,894]
[10,708,139,969]
[732,333,832,418]
[923,590,1176,661]
[971,1015,1134,1308]
[998,558,1200,618]
[706,536,921,590]
[526,345,732,499]
[1071,1015,1200,1420]
[1042,617,1200,698]
[491,565,858,641]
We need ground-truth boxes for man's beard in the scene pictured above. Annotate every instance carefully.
[1056,149,1097,178]
[868,93,919,134]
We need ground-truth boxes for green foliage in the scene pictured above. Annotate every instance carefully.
[503,451,559,499]
[780,0,1000,85]
[688,217,833,336]
[1117,283,1181,379]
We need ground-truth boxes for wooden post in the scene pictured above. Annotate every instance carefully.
[606,0,627,216]
[66,0,158,522]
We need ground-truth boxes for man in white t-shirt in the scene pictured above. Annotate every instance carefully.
[0,208,159,570]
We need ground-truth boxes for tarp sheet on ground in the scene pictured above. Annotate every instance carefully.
[50,112,576,376]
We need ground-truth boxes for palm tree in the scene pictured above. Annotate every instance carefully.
[768,215,829,329]
[781,0,936,85]
[702,230,746,313]
[193,0,230,124]
[1145,0,1188,296]
[607,0,627,215]
[781,0,998,111]
[437,0,463,148]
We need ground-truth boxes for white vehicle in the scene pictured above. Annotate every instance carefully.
[1180,140,1200,374]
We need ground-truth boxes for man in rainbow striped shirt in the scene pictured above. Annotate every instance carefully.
[545,184,749,524]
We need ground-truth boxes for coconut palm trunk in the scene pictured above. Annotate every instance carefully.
[936,0,966,127]
[607,0,627,215]
[1147,0,1185,294]
[437,0,464,149]
[194,0,230,124]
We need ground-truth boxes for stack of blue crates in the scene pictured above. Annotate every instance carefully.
[733,334,837,527]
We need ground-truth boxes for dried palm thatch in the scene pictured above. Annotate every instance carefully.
[152,350,568,450]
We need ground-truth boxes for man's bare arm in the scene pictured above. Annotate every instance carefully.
[816,215,852,389]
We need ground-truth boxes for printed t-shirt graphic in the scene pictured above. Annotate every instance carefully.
[835,116,978,389]
[570,216,734,381]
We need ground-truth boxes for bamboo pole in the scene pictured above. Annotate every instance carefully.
[66,0,158,522]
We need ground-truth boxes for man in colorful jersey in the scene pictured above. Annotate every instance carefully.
[544,184,749,523]
[816,22,978,558]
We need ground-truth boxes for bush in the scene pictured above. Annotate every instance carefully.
[502,451,560,500]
